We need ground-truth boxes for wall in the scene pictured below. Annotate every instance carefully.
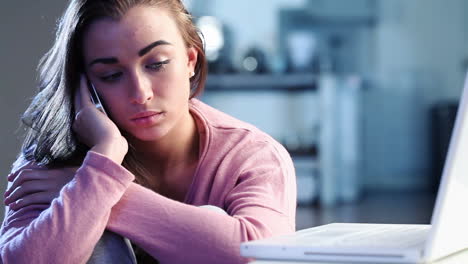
[0,1,69,220]
[363,0,467,190]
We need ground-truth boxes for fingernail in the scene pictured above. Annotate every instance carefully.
[7,173,15,182]
[9,199,20,209]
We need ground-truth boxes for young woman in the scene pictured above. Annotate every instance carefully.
[0,0,296,263]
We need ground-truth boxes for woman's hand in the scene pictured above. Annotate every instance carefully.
[3,163,77,210]
[73,76,128,164]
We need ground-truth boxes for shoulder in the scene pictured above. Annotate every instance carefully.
[190,98,293,171]
[190,98,284,149]
[190,98,279,141]
[189,98,259,132]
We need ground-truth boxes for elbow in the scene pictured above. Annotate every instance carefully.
[237,216,292,242]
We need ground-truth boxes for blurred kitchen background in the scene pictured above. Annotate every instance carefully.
[1,0,467,229]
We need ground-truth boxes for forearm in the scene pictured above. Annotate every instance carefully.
[0,151,134,264]
[107,183,293,264]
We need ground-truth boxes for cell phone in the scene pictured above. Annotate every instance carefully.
[87,80,108,116]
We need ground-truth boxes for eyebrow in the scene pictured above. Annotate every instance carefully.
[88,57,118,67]
[88,40,172,67]
[138,40,172,57]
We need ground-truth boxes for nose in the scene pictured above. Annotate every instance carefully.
[129,72,153,104]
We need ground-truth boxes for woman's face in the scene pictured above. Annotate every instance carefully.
[82,5,197,142]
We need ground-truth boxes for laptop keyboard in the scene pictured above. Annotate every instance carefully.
[328,225,430,248]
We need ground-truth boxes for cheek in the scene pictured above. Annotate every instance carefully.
[100,90,119,106]
[156,73,191,100]
[99,91,126,120]
[174,66,192,96]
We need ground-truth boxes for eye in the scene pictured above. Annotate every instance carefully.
[146,59,171,71]
[100,72,123,82]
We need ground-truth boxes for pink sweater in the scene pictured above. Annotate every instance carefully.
[0,99,296,264]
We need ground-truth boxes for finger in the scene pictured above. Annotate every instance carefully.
[5,169,49,197]
[74,75,84,113]
[7,169,36,194]
[4,180,49,205]
[79,75,94,108]
[8,162,44,182]
[8,192,55,211]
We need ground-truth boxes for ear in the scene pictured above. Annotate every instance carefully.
[186,46,198,74]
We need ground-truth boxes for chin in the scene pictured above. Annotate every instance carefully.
[127,125,172,143]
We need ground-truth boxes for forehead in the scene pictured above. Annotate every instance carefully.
[82,5,184,59]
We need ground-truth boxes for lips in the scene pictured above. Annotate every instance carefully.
[130,111,162,120]
[130,111,165,126]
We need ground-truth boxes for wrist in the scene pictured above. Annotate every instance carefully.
[91,137,128,164]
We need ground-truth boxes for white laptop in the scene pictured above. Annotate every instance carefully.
[240,74,468,264]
